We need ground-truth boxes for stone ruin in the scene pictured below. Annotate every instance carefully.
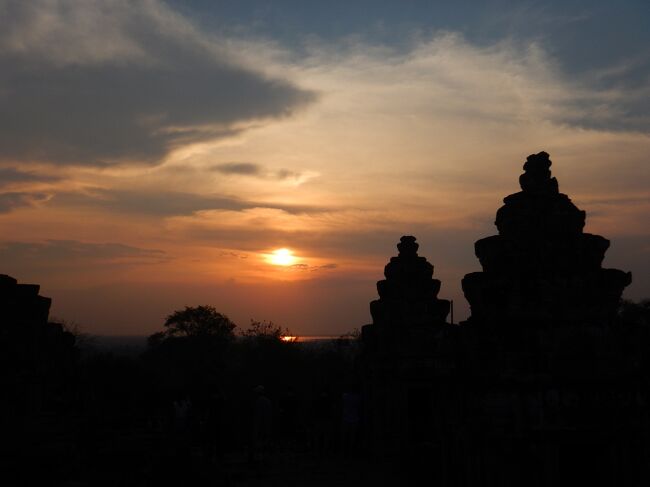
[361,237,455,453]
[371,236,450,327]
[360,152,644,484]
[1,273,52,327]
[362,236,451,354]
[462,151,631,326]
[0,274,77,416]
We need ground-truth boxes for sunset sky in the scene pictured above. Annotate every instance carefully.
[1,0,648,336]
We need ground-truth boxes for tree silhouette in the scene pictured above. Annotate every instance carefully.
[148,305,236,347]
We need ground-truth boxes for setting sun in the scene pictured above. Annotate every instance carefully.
[268,248,297,266]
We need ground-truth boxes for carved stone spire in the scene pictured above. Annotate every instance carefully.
[462,152,631,325]
[370,236,450,327]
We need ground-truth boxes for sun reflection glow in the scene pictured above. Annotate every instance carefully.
[267,248,297,266]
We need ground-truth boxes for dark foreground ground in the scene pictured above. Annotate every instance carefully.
[4,414,409,487]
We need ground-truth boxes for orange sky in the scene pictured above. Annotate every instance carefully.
[1,1,648,336]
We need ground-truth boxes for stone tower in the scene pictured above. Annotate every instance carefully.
[361,237,455,454]
[0,274,76,416]
[462,151,631,326]
[370,235,450,330]
[1,274,52,327]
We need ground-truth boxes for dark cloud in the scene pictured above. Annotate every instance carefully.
[290,263,338,272]
[51,188,327,216]
[0,1,315,167]
[0,167,58,186]
[210,163,308,182]
[218,251,249,259]
[212,163,261,175]
[274,169,302,180]
[0,191,48,213]
[1,239,165,261]
[0,239,167,273]
[53,189,251,216]
[560,92,650,133]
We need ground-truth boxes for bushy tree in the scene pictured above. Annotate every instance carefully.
[148,305,236,347]
[145,306,238,395]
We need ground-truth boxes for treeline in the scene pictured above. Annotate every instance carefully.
[2,305,362,486]
[4,300,650,486]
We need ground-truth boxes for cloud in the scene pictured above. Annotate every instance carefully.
[233,31,650,135]
[209,162,315,185]
[275,169,299,179]
[565,56,650,132]
[51,188,327,216]
[0,167,59,186]
[290,263,338,272]
[0,0,315,167]
[0,191,48,212]
[273,168,317,185]
[212,162,261,175]
[218,251,249,259]
[0,239,167,271]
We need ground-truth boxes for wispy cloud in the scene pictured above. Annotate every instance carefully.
[209,162,317,185]
[232,31,650,134]
[291,263,338,272]
[51,188,329,216]
[0,191,48,213]
[212,162,261,175]
[0,167,59,186]
[0,239,167,270]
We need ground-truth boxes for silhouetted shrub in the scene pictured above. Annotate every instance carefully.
[148,305,237,347]
[242,319,291,341]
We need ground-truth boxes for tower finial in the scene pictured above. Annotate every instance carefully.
[519,151,558,193]
[397,235,418,256]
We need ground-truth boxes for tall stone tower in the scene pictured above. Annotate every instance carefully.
[462,151,631,326]
[360,155,645,484]
[361,237,455,455]
[363,236,451,353]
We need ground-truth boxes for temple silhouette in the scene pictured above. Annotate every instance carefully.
[362,152,642,485]
[0,274,77,417]
[463,151,631,326]
[1,151,648,486]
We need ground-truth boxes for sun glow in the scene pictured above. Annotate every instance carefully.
[267,248,297,266]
